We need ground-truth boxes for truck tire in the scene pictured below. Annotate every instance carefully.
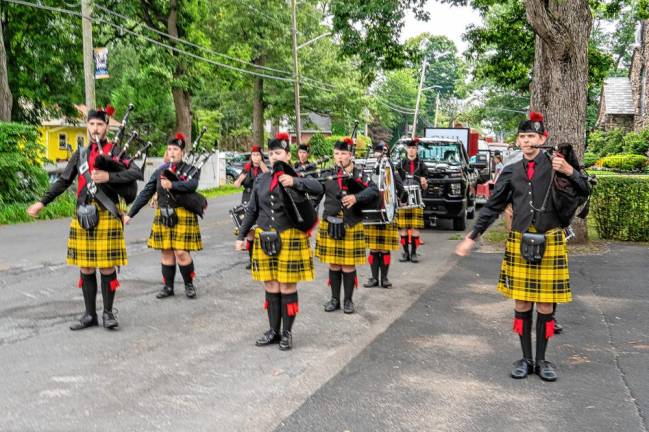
[453,212,467,231]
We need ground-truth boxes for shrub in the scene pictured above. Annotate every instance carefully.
[599,154,648,171]
[623,129,649,155]
[590,175,649,241]
[583,152,599,167]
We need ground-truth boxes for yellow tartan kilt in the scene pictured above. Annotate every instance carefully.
[67,206,127,268]
[396,207,424,229]
[497,229,572,303]
[315,221,366,266]
[364,223,400,251]
[251,228,314,283]
[147,207,203,251]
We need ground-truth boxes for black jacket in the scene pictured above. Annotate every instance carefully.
[237,172,323,240]
[128,162,200,218]
[320,165,379,226]
[40,142,143,209]
[396,157,429,184]
[241,164,263,204]
[471,151,590,237]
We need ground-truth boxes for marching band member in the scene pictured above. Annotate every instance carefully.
[395,137,429,263]
[235,133,322,351]
[27,105,143,331]
[234,145,268,269]
[316,138,379,314]
[125,133,202,300]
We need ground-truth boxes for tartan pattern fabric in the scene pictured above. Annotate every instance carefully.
[67,206,127,268]
[147,206,203,251]
[497,228,572,303]
[396,207,424,229]
[364,222,400,251]
[315,220,366,265]
[251,228,314,283]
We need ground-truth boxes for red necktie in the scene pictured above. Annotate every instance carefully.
[409,160,415,175]
[526,161,535,180]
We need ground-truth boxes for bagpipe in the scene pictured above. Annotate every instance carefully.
[532,141,595,226]
[270,160,319,232]
[92,104,153,204]
[162,127,215,218]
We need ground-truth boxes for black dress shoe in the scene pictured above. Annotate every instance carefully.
[343,299,355,314]
[381,278,392,288]
[156,285,174,299]
[511,358,534,379]
[399,252,410,262]
[279,331,293,351]
[410,252,419,263]
[102,311,119,329]
[324,298,340,312]
[69,313,98,331]
[364,277,379,288]
[554,321,563,334]
[535,360,558,382]
[255,329,281,346]
[185,283,197,298]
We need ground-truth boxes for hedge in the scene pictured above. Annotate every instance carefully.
[590,175,649,241]
[597,154,648,171]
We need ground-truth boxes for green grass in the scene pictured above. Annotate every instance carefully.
[201,184,242,198]
[0,192,77,225]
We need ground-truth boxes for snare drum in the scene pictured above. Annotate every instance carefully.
[401,184,424,209]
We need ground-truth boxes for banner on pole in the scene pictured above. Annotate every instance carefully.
[94,47,109,79]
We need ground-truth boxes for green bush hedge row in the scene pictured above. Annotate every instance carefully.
[597,154,648,171]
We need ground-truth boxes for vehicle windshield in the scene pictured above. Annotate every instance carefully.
[418,143,462,165]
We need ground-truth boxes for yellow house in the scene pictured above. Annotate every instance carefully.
[38,105,120,162]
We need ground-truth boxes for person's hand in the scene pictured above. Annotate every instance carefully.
[91,170,110,184]
[420,177,428,189]
[341,194,357,208]
[235,240,245,251]
[455,233,477,257]
[259,161,268,172]
[552,153,574,176]
[27,202,44,218]
[160,177,173,190]
[123,215,131,225]
[279,174,294,187]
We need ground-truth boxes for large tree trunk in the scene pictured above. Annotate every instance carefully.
[252,56,265,147]
[167,0,192,145]
[0,14,12,122]
[525,0,591,243]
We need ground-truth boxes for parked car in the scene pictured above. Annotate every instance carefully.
[226,152,270,183]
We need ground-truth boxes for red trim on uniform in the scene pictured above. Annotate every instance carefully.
[263,299,269,310]
[189,271,196,281]
[414,237,421,247]
[327,278,331,287]
[244,162,251,172]
[383,253,391,266]
[368,254,374,265]
[400,237,407,246]
[287,302,299,317]
[305,218,319,237]
[545,320,555,339]
[77,141,113,196]
[246,240,253,251]
[77,278,84,288]
[109,278,120,292]
[270,170,284,192]
[354,276,358,288]
[162,276,167,285]
[513,317,524,336]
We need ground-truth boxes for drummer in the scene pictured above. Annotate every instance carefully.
[395,137,429,263]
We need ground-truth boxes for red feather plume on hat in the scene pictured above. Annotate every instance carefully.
[175,132,186,141]
[251,145,261,153]
[529,112,544,122]
[343,137,354,146]
[104,105,115,117]
[412,136,421,144]
[275,132,290,141]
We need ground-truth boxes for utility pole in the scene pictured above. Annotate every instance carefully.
[411,60,427,139]
[81,0,96,110]
[434,92,440,127]
[290,0,302,145]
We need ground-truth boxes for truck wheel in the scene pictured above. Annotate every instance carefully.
[453,213,467,231]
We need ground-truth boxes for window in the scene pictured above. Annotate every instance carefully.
[58,134,68,150]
